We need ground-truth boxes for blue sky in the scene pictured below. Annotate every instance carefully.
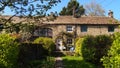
[47,0,120,20]
[3,0,120,20]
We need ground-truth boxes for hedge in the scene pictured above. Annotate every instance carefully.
[33,37,55,55]
[75,35,112,65]
[101,32,120,68]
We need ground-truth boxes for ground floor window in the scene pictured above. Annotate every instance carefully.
[34,28,52,38]
[67,38,73,44]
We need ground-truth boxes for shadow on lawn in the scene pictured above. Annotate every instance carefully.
[63,59,97,68]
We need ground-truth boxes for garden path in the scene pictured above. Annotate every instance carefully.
[54,57,64,68]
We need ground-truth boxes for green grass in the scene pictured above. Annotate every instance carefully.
[29,57,55,68]
[62,56,97,68]
[40,57,55,68]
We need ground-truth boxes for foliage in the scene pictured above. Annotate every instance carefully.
[40,57,55,68]
[85,1,105,16]
[101,32,120,68]
[18,43,47,68]
[76,35,112,65]
[95,35,112,63]
[0,0,61,16]
[0,34,19,68]
[0,0,61,34]
[62,56,96,68]
[3,22,35,42]
[81,36,96,63]
[18,56,54,68]
[34,37,55,55]
[59,0,85,16]
[4,22,35,33]
[74,38,84,56]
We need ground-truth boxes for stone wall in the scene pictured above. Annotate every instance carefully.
[51,25,120,39]
[35,24,120,41]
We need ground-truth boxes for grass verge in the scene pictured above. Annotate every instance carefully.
[62,56,97,68]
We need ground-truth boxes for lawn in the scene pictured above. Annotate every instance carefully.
[62,56,97,68]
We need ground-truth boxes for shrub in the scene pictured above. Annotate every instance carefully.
[0,34,19,68]
[18,43,47,68]
[34,37,55,55]
[81,36,96,63]
[95,35,112,63]
[101,32,120,68]
[74,38,84,56]
[79,35,112,65]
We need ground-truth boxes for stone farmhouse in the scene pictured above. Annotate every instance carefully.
[0,11,120,50]
[34,11,120,50]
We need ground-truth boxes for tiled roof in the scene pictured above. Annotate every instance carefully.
[0,15,120,25]
[44,16,120,25]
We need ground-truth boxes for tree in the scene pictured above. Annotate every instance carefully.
[0,0,61,24]
[59,0,85,17]
[0,0,61,16]
[0,0,61,41]
[85,1,105,16]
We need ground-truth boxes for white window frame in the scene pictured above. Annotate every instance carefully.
[66,25,73,32]
[67,38,73,44]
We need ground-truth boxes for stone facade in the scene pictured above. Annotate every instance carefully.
[35,23,120,51]
[1,15,120,50]
[39,24,120,40]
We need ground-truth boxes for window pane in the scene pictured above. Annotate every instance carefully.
[81,25,87,32]
[66,25,73,32]
[108,26,114,32]
[67,39,72,44]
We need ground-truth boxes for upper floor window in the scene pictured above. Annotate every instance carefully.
[81,25,88,32]
[108,26,114,32]
[66,25,73,32]
[0,24,3,31]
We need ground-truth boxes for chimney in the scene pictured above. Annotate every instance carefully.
[50,12,54,17]
[108,10,113,18]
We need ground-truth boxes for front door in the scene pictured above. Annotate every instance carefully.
[56,39,66,51]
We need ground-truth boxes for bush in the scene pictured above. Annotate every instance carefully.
[76,35,112,65]
[81,36,96,63]
[101,32,120,68]
[0,34,19,68]
[34,37,55,55]
[95,35,112,64]
[18,43,47,68]
[74,38,84,56]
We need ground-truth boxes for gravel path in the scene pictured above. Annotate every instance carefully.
[54,57,64,68]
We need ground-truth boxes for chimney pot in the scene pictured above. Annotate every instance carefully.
[108,10,113,18]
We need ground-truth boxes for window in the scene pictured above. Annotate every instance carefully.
[108,26,114,32]
[39,28,52,37]
[67,39,72,44]
[0,24,3,31]
[66,25,73,32]
[81,25,88,32]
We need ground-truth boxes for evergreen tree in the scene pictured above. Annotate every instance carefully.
[59,0,85,16]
